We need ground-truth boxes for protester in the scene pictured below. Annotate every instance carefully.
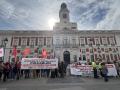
[3,62,10,82]
[59,61,66,78]
[98,62,103,77]
[24,69,30,79]
[101,62,108,82]
[6,60,11,79]
[92,61,98,78]
[16,61,21,80]
[36,69,40,78]
[10,62,16,80]
[50,69,55,78]
[54,68,58,78]
[33,69,36,78]
[46,69,50,78]
[0,61,4,80]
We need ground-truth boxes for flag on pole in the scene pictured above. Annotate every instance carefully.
[42,48,47,58]
[22,48,31,58]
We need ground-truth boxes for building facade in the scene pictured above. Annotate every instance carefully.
[0,3,120,64]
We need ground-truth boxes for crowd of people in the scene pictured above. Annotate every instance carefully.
[0,58,120,82]
[74,60,120,82]
[0,60,21,82]
[0,60,67,82]
[91,60,120,82]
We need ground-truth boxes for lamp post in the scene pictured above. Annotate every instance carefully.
[1,38,8,62]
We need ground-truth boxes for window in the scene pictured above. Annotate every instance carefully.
[95,38,100,45]
[12,37,19,46]
[109,37,115,45]
[72,27,76,29]
[21,38,27,46]
[82,49,85,53]
[102,37,108,45]
[72,38,76,46]
[63,37,68,45]
[56,39,60,45]
[87,38,93,45]
[73,55,77,62]
[55,37,61,47]
[30,38,36,46]
[63,27,68,30]
[90,48,93,53]
[38,38,43,46]
[47,38,51,46]
[83,55,86,61]
[80,38,85,46]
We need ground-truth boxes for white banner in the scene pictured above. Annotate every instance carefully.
[21,58,58,69]
[70,64,117,76]
[70,64,93,75]
[106,64,117,76]
[0,48,4,57]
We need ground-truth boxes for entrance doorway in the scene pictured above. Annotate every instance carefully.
[63,51,70,66]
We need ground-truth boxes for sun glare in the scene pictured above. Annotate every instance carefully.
[48,18,57,29]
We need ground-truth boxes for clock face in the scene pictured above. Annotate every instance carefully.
[63,14,67,18]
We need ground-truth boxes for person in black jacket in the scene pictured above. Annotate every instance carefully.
[101,62,108,82]
[3,62,10,82]
[59,61,66,78]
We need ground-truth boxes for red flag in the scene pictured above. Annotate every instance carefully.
[22,48,31,57]
[42,48,47,58]
[12,47,17,62]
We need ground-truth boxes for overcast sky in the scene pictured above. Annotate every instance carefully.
[0,0,120,30]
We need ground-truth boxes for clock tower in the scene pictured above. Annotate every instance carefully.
[59,3,70,23]
[53,3,77,30]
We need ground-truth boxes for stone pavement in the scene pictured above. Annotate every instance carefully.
[0,76,120,90]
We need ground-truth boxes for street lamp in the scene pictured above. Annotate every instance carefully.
[1,38,8,62]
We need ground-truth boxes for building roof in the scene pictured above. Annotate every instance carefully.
[0,30,120,35]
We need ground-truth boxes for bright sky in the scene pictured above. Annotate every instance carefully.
[0,0,120,30]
